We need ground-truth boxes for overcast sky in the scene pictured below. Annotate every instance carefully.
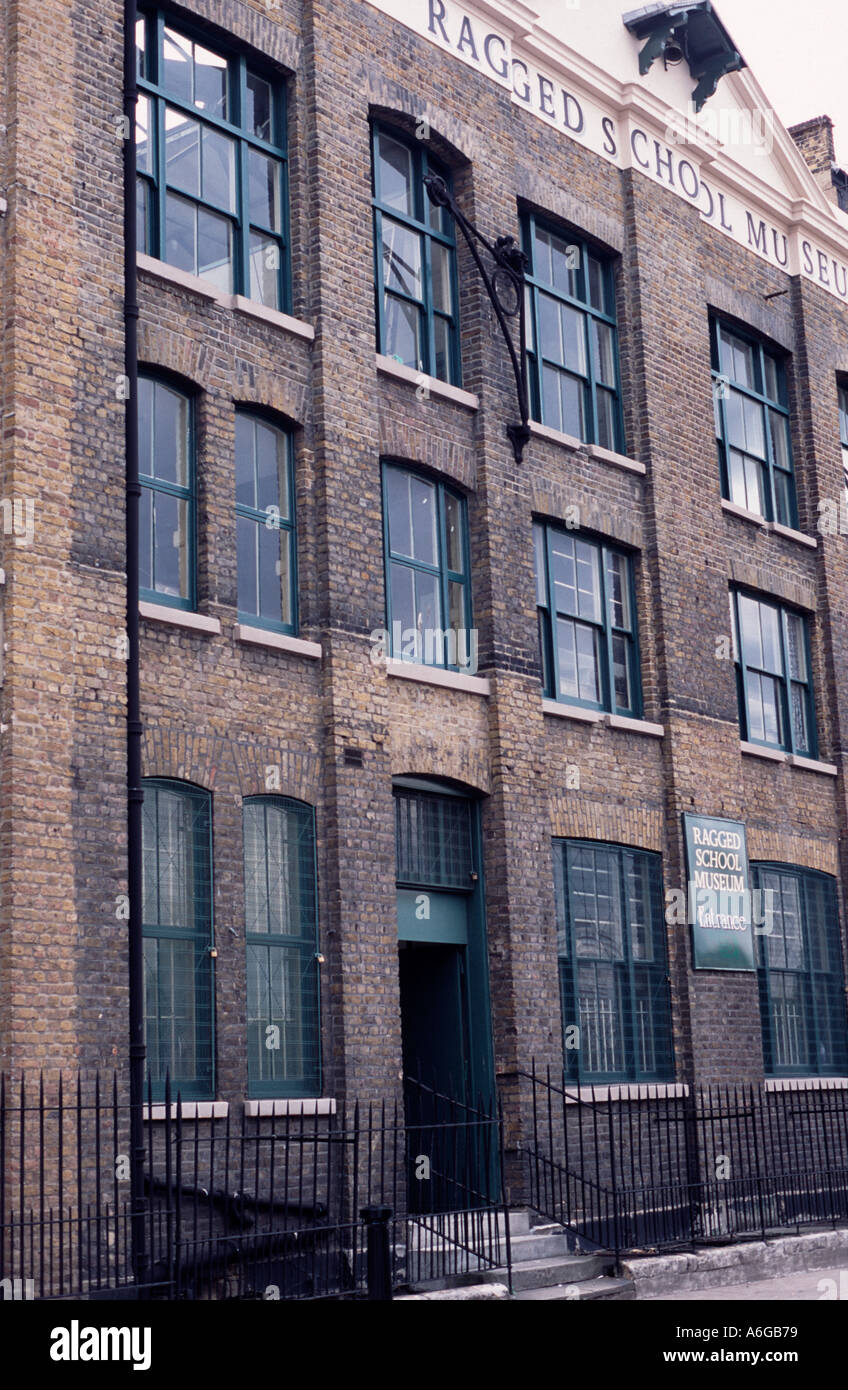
[719,0,847,162]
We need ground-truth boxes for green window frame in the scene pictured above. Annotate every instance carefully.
[534,521,641,715]
[838,383,848,497]
[139,374,195,610]
[135,9,290,310]
[711,317,796,526]
[523,213,623,451]
[235,413,297,633]
[395,786,475,890]
[752,863,848,1077]
[142,779,214,1101]
[730,589,816,757]
[243,797,320,1098]
[371,123,461,385]
[555,840,674,1084]
[382,462,472,670]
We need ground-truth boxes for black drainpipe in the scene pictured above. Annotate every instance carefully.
[123,0,147,1295]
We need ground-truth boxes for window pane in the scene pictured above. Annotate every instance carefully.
[151,383,188,487]
[164,191,196,273]
[136,16,146,77]
[575,539,601,621]
[763,352,780,403]
[769,409,790,471]
[444,491,464,573]
[246,71,273,141]
[587,255,606,312]
[592,319,616,386]
[137,178,150,252]
[743,454,765,516]
[139,486,153,591]
[433,315,451,383]
[410,474,438,564]
[378,132,413,214]
[448,579,465,637]
[136,94,153,173]
[258,519,289,624]
[197,207,232,291]
[390,562,415,644]
[249,232,280,309]
[259,421,289,516]
[721,328,756,389]
[152,492,189,598]
[759,673,782,745]
[385,466,412,557]
[557,618,600,703]
[235,415,255,507]
[202,126,236,211]
[596,387,616,450]
[163,28,193,104]
[569,847,623,959]
[237,513,258,614]
[431,241,452,315]
[738,594,763,666]
[790,682,809,753]
[785,613,806,681]
[606,551,630,629]
[727,448,750,511]
[560,372,585,439]
[533,523,548,607]
[611,633,632,711]
[839,386,848,446]
[384,294,421,369]
[759,602,782,674]
[249,150,281,230]
[192,41,228,119]
[414,569,441,652]
[165,108,200,196]
[382,219,422,299]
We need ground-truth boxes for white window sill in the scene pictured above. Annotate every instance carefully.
[542,701,664,736]
[375,354,478,410]
[542,699,604,723]
[140,601,221,634]
[145,1101,229,1121]
[386,658,490,696]
[764,1077,848,1092]
[740,740,787,763]
[564,1083,688,1104]
[608,713,665,737]
[740,741,837,774]
[527,422,645,474]
[236,624,322,659]
[789,753,838,775]
[244,1098,337,1117]
[137,255,315,340]
[721,499,818,548]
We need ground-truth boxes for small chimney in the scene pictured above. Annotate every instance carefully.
[789,115,843,207]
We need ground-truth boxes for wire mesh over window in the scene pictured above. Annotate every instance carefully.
[394,789,474,889]
[555,840,673,1083]
[243,798,320,1097]
[752,863,848,1077]
[142,780,213,1099]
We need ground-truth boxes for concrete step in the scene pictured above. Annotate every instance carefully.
[503,1230,575,1261]
[512,1276,635,1302]
[479,1253,614,1291]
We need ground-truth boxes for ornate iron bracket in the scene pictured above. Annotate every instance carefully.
[424,173,530,464]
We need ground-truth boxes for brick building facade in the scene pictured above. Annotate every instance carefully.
[3,0,848,1180]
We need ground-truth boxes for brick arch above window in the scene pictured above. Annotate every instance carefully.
[233,369,308,429]
[138,324,212,392]
[366,95,478,167]
[390,754,492,797]
[141,721,322,805]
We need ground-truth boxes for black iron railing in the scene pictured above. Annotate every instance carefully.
[0,1073,509,1301]
[505,1062,848,1257]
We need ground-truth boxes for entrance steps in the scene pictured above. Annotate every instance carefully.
[400,1209,635,1301]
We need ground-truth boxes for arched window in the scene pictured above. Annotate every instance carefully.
[371,123,461,384]
[243,797,320,1097]
[235,412,296,632]
[138,374,195,609]
[142,779,213,1099]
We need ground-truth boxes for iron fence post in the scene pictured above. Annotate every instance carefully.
[360,1204,393,1300]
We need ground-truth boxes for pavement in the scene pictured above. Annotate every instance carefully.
[659,1267,847,1300]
